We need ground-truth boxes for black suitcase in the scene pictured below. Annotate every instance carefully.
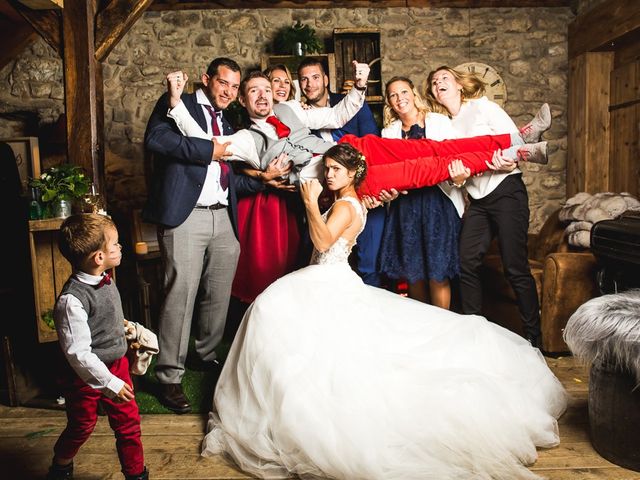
[590,210,640,293]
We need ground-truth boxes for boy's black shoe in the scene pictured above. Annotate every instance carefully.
[46,461,73,480]
[125,466,149,480]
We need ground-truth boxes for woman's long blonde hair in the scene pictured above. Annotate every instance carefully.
[382,76,431,128]
[425,65,486,115]
[264,63,297,101]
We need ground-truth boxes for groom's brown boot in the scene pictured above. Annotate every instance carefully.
[158,383,191,414]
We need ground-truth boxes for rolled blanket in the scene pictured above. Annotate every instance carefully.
[559,192,640,247]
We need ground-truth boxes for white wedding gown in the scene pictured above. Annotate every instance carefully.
[202,197,567,480]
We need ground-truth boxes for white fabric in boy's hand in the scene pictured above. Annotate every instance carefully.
[123,320,159,376]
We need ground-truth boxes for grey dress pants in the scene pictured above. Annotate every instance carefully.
[155,207,240,384]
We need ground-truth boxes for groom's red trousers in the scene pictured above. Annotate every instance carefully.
[340,133,513,197]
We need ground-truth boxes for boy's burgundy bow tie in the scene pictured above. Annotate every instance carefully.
[96,272,112,288]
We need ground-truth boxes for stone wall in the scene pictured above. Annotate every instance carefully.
[0,6,574,231]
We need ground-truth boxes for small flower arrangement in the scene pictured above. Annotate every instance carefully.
[29,164,91,203]
[274,21,323,55]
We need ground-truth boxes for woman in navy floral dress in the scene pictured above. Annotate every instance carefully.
[376,77,467,309]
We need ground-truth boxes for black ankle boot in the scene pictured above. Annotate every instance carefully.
[124,466,149,480]
[46,461,73,480]
[525,332,543,349]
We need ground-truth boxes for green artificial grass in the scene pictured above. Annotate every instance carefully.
[133,339,232,414]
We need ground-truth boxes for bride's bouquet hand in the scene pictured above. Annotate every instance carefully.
[299,178,323,208]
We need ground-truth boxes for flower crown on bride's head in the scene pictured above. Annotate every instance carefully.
[355,154,366,179]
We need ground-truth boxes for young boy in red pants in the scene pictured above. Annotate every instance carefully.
[47,214,148,480]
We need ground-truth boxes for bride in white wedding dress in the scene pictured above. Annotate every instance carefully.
[202,143,567,480]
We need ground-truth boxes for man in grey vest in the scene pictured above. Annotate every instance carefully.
[165,60,371,185]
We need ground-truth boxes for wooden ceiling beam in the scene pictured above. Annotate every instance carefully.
[95,0,154,62]
[62,0,105,191]
[0,24,37,71]
[16,0,63,9]
[407,0,567,5]
[147,0,569,10]
[9,0,62,55]
[568,0,640,58]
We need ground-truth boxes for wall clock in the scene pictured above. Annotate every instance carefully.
[455,62,507,107]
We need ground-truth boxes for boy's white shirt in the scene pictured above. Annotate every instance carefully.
[54,270,125,398]
[166,86,366,170]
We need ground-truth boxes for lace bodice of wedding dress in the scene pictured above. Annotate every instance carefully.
[309,196,366,266]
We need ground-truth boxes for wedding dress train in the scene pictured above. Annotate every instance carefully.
[202,197,567,480]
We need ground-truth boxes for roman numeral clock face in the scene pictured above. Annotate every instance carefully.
[455,62,507,107]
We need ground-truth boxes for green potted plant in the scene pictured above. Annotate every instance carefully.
[29,164,92,218]
[274,21,323,56]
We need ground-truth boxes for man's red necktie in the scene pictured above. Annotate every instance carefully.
[266,115,291,139]
[96,272,112,289]
[204,104,229,190]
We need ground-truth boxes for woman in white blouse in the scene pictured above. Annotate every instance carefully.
[427,65,550,347]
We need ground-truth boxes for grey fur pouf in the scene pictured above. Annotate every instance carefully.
[565,289,640,472]
[563,289,640,382]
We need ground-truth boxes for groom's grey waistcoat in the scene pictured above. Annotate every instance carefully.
[248,103,334,174]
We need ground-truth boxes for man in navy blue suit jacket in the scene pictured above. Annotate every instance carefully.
[144,58,263,414]
[297,58,385,288]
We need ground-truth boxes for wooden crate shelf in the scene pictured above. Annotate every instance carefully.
[28,218,68,343]
[261,53,337,98]
[333,28,382,101]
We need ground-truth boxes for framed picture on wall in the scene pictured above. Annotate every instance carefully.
[0,136,41,195]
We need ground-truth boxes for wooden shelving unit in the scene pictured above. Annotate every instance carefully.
[261,53,337,97]
[333,28,383,127]
[28,218,68,343]
[28,217,118,342]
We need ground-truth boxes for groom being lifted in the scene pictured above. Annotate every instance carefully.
[166,60,372,186]
[166,64,550,198]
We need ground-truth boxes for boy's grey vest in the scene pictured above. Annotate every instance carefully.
[60,277,127,364]
[248,103,334,183]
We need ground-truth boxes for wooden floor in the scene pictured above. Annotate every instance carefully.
[1,355,639,480]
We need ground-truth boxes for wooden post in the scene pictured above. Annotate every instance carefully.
[62,0,105,195]
[567,52,613,196]
[609,61,640,198]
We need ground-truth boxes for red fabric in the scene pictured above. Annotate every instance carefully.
[339,133,513,197]
[266,115,291,138]
[218,161,229,191]
[203,104,222,136]
[54,355,144,476]
[96,272,111,288]
[232,191,300,302]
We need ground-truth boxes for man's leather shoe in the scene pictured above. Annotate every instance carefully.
[158,383,191,414]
